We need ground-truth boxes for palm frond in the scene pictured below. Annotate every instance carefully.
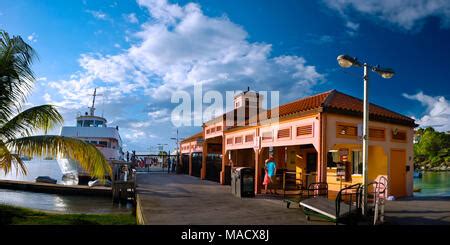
[9,136,111,179]
[0,30,38,124]
[0,140,27,175]
[0,105,63,142]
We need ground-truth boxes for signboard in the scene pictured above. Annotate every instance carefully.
[253,136,261,150]
[339,148,349,162]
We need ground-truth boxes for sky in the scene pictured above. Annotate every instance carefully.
[1,0,449,152]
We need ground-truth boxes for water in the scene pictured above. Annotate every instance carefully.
[0,158,132,213]
[414,171,450,197]
[0,189,131,214]
[0,158,64,183]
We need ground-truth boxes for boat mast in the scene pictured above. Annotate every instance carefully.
[89,88,102,116]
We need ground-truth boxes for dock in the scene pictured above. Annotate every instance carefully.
[0,179,111,197]
[135,172,327,225]
[111,161,137,204]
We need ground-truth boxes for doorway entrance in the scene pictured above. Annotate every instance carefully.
[390,149,407,197]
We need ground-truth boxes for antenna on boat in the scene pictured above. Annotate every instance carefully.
[88,88,103,116]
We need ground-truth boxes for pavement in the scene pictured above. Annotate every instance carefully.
[136,172,450,225]
[384,196,450,225]
[136,172,327,225]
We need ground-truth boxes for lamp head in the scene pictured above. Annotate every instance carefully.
[372,65,395,79]
[337,54,361,68]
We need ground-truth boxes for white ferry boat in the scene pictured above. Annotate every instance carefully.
[57,89,124,184]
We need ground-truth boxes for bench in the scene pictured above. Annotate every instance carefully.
[300,183,363,224]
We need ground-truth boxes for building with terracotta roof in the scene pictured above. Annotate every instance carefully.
[179,89,416,197]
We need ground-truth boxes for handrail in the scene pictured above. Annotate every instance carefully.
[335,183,362,222]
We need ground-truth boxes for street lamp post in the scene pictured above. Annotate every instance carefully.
[337,55,395,216]
[171,129,185,173]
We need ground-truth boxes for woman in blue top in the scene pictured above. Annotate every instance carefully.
[264,154,277,195]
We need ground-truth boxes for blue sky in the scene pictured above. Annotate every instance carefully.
[1,0,449,152]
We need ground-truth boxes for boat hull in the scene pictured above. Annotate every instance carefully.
[57,157,113,185]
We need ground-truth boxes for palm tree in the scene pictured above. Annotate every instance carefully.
[0,30,111,178]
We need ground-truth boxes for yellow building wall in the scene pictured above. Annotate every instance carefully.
[368,146,388,181]
[326,143,387,193]
[325,113,414,197]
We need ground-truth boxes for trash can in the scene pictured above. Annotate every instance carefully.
[231,167,255,198]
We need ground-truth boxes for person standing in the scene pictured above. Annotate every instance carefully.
[167,157,172,174]
[171,157,176,173]
[264,154,277,195]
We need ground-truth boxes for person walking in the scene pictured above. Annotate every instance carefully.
[264,154,277,195]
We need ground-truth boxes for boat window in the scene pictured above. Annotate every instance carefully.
[94,120,104,127]
[83,120,94,127]
[98,141,108,147]
[90,140,98,144]
[77,120,83,127]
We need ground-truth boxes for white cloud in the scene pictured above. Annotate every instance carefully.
[37,77,47,82]
[346,21,360,31]
[110,1,118,8]
[125,13,139,23]
[78,0,324,101]
[403,91,450,131]
[147,108,170,122]
[27,33,37,43]
[123,129,158,142]
[86,10,108,20]
[43,93,52,103]
[45,0,325,150]
[129,121,152,128]
[324,0,450,30]
[318,35,334,43]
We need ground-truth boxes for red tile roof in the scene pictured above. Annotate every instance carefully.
[324,90,415,124]
[271,89,415,126]
[202,89,416,133]
[276,90,333,117]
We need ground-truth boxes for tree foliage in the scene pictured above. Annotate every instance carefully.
[414,127,450,168]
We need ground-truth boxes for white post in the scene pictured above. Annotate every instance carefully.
[362,63,369,216]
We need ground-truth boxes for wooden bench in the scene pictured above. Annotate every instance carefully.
[300,183,362,224]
